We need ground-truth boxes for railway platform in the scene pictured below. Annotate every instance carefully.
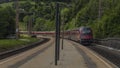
[0,38,117,68]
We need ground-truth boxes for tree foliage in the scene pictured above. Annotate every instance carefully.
[1,0,120,38]
[22,0,120,38]
[0,6,15,38]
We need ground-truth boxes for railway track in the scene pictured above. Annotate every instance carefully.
[87,44,120,68]
[0,38,50,60]
[0,37,54,68]
[69,40,117,68]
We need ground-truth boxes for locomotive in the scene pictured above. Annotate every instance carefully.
[64,26,93,44]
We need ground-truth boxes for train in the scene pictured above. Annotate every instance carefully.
[20,26,93,44]
[64,26,93,45]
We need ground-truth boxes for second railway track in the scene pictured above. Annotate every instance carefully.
[87,44,120,68]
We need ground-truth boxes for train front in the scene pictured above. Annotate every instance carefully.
[79,27,93,45]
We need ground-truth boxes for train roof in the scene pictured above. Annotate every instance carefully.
[65,26,91,32]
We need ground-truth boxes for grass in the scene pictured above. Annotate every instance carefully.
[0,34,39,52]
[0,39,27,48]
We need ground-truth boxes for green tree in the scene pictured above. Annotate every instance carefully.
[0,6,15,38]
[34,18,46,31]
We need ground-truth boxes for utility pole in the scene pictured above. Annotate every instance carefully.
[61,15,65,50]
[27,12,33,36]
[55,2,60,65]
[98,0,102,20]
[58,5,60,60]
[15,0,19,39]
[28,16,32,35]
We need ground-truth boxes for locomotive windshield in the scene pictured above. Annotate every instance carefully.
[82,28,92,35]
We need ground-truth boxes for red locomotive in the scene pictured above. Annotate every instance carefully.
[65,26,93,44]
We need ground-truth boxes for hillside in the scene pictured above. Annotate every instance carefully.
[0,0,120,39]
[60,0,120,38]
[73,0,120,38]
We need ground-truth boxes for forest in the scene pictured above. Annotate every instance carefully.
[0,0,120,39]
